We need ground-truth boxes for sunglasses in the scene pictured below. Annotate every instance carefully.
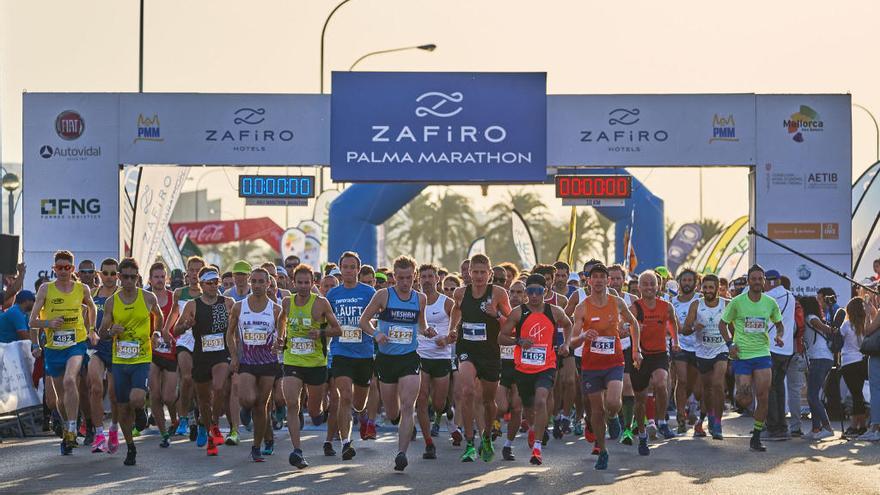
[54,265,73,272]
[526,287,546,295]
[120,273,138,280]
[79,269,95,274]
[443,287,457,292]
[102,270,118,276]
[202,280,219,286]
[285,263,298,268]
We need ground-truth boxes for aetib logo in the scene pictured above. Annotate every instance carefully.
[40,198,102,220]
[710,114,738,143]
[135,114,163,143]
[55,110,84,140]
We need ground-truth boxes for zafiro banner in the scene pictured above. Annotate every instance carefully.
[331,72,547,182]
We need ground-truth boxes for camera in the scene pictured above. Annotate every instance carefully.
[824,295,837,306]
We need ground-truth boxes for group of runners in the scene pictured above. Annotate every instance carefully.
[30,248,795,471]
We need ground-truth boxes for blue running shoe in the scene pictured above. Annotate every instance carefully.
[196,425,208,447]
[594,450,609,470]
[241,407,253,432]
[607,416,622,440]
[658,423,676,440]
[262,439,275,456]
[175,416,189,437]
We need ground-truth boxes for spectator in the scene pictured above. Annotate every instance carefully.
[718,277,731,299]
[858,296,880,441]
[873,258,880,281]
[764,269,798,439]
[359,264,376,287]
[801,296,835,440]
[169,268,185,290]
[818,287,841,322]
[840,297,869,437]
[221,271,234,292]
[0,290,35,343]
[2,263,26,310]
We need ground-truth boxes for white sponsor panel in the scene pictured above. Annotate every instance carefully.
[302,235,321,269]
[119,94,329,166]
[0,341,42,414]
[547,94,756,166]
[280,228,306,262]
[756,253,850,300]
[24,250,118,291]
[511,210,537,269]
[467,237,486,259]
[131,167,189,273]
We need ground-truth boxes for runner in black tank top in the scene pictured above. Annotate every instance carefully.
[457,284,502,371]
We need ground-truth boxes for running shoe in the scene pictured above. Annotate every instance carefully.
[647,420,658,440]
[693,423,706,438]
[175,416,189,437]
[225,429,240,446]
[529,447,542,465]
[430,422,440,438]
[573,419,584,436]
[189,423,198,441]
[811,429,834,440]
[491,419,502,440]
[658,423,676,440]
[61,431,76,455]
[460,442,477,462]
[289,449,308,469]
[196,425,208,447]
[856,429,880,441]
[552,418,563,439]
[594,450,609,470]
[84,427,95,447]
[607,416,622,440]
[451,428,463,446]
[394,452,408,471]
[561,417,572,435]
[584,422,596,443]
[207,437,218,456]
[502,445,515,461]
[342,442,356,460]
[124,446,137,466]
[750,434,766,452]
[160,431,171,448]
[365,422,378,440]
[712,427,724,441]
[250,446,265,462]
[210,425,224,446]
[423,443,437,459]
[519,419,529,433]
[131,427,141,438]
[359,415,369,440]
[78,421,87,438]
[108,429,120,454]
[241,408,253,432]
[262,440,275,456]
[480,435,495,462]
[638,436,650,456]
[92,433,108,453]
[542,430,549,447]
[591,443,600,456]
[620,428,634,446]
[323,441,336,456]
[677,422,687,435]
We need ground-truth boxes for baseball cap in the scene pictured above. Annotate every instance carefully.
[567,273,580,283]
[765,269,781,280]
[375,272,388,282]
[329,267,342,277]
[275,265,288,276]
[199,271,220,282]
[655,266,670,278]
[15,290,35,304]
[231,260,252,274]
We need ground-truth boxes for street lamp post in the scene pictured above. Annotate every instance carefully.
[320,0,354,94]
[2,173,21,234]
[853,103,880,163]
[348,44,436,71]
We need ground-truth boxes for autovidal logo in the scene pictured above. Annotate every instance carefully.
[135,114,163,143]
[204,107,293,152]
[784,105,823,143]
[710,114,738,143]
[580,108,669,153]
[40,198,102,220]
[55,110,84,140]
[39,144,102,160]
[797,264,812,281]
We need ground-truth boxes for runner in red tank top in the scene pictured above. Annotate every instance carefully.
[570,263,640,471]
[146,262,179,447]
[499,274,572,466]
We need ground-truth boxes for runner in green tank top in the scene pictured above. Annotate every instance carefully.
[278,265,342,469]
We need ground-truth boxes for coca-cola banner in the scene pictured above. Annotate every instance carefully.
[170,218,284,253]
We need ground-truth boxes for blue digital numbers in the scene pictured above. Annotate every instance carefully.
[238,175,316,199]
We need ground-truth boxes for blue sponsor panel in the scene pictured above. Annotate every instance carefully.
[331,72,546,182]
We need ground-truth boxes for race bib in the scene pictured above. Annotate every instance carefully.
[387,325,414,345]
[500,345,515,360]
[744,317,766,334]
[288,337,314,355]
[591,336,616,355]
[243,326,270,346]
[521,345,547,366]
[462,322,487,342]
[703,334,724,345]
[52,330,76,348]
[116,340,140,359]
[201,332,225,352]
[339,326,362,343]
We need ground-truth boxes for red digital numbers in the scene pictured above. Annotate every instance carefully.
[555,175,632,199]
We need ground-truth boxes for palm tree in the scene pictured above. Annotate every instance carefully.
[482,189,550,266]
[385,193,436,260]
[693,218,725,252]
[431,189,477,269]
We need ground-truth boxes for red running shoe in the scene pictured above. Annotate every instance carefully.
[527,429,536,448]
[591,442,600,456]
[207,437,218,456]
[359,416,368,440]
[365,422,377,440]
[584,422,597,443]
[210,425,224,446]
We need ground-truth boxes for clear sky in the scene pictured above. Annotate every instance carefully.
[2,0,877,233]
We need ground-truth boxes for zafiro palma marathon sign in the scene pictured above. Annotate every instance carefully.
[330,72,547,182]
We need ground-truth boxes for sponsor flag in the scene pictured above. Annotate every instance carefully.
[281,228,307,262]
[302,235,321,269]
[511,210,537,269]
[178,234,202,258]
[666,223,704,274]
[467,237,486,259]
[556,243,568,262]
[704,216,749,273]
[567,206,577,266]
[130,166,189,272]
[623,207,638,273]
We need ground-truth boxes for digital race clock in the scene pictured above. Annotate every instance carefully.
[554,175,632,199]
[238,175,315,199]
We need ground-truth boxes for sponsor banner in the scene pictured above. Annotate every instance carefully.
[331,72,547,182]
[511,210,537,269]
[312,189,338,262]
[754,95,851,257]
[169,218,283,252]
[302,235,321,269]
[0,341,42,414]
[22,94,120,259]
[467,237,486,260]
[23,250,117,294]
[298,220,322,239]
[547,94,756,166]
[666,223,703,274]
[119,94,329,165]
[130,167,190,273]
[756,253,850,300]
[281,228,306,262]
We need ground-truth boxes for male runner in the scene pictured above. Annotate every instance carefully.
[87,258,120,454]
[499,274,572,465]
[30,250,97,455]
[670,268,702,435]
[283,255,301,279]
[495,280,525,461]
[682,274,728,440]
[630,271,680,455]
[415,264,454,460]
[459,259,472,286]
[608,264,639,445]
[98,258,164,465]
[450,253,512,462]
[166,256,205,439]
[77,259,98,290]
[175,267,234,456]
[228,268,282,462]
[571,264,640,470]
[148,262,179,448]
[326,252,377,459]
[360,256,436,471]
[223,260,251,446]
[279,265,341,468]
[225,261,252,302]
[719,264,784,452]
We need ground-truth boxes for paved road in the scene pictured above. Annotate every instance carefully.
[1,415,878,494]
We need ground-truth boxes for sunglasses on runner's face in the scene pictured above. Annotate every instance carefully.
[443,287,456,292]
[120,273,138,280]
[526,287,545,296]
[54,265,73,272]
[202,280,219,286]
[79,269,95,274]
[102,270,118,276]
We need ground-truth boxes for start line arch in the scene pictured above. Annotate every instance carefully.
[21,74,852,297]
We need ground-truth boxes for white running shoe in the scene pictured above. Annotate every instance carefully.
[811,429,834,440]
[856,429,880,442]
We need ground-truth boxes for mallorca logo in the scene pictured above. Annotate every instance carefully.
[710,114,738,143]
[784,105,823,143]
[135,114,163,143]
[40,198,102,220]
[55,110,84,140]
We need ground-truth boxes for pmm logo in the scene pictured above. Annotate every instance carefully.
[41,198,101,216]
